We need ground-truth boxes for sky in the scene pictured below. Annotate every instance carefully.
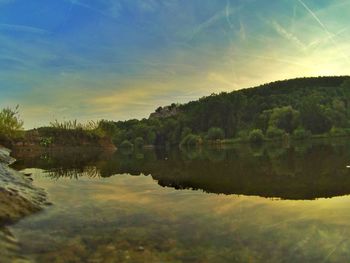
[0,0,350,128]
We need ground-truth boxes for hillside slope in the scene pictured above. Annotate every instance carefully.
[107,76,350,146]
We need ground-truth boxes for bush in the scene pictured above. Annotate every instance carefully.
[207,127,225,140]
[343,128,350,136]
[40,137,54,147]
[134,137,144,148]
[180,134,201,147]
[0,105,24,141]
[329,127,346,137]
[292,128,311,140]
[266,127,285,139]
[249,129,264,144]
[237,130,250,141]
[120,140,133,149]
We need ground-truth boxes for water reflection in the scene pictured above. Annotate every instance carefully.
[12,139,350,200]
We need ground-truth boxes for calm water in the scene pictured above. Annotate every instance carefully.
[7,139,350,262]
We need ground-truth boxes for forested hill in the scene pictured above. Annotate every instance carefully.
[105,76,350,147]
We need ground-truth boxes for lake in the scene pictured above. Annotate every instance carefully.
[7,139,350,262]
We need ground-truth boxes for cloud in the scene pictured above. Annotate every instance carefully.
[65,0,122,19]
[296,0,350,62]
[271,21,306,50]
[189,4,240,40]
[0,23,49,34]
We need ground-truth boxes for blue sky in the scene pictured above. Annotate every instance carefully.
[0,0,350,128]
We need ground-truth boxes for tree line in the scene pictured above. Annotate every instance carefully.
[2,76,350,148]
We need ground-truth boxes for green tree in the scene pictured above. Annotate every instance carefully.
[269,106,299,133]
[207,127,225,140]
[134,137,144,148]
[249,129,264,144]
[266,127,285,139]
[0,105,24,140]
[300,99,332,134]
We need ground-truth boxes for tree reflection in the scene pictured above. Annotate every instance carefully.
[12,139,350,200]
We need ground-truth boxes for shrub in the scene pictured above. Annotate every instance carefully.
[266,127,285,139]
[134,137,144,148]
[181,127,192,139]
[343,128,350,136]
[292,128,311,140]
[207,127,225,140]
[237,130,250,141]
[120,140,133,149]
[40,137,54,147]
[0,105,24,141]
[249,129,264,144]
[329,127,346,137]
[269,106,300,133]
[180,134,201,147]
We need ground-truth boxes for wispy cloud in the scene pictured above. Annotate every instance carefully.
[1,0,350,128]
[189,4,240,40]
[0,23,49,34]
[296,0,350,62]
[225,0,234,29]
[271,20,306,50]
[65,0,122,19]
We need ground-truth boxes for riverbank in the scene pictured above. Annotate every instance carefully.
[0,146,48,261]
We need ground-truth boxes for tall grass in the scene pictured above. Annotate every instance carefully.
[50,120,99,131]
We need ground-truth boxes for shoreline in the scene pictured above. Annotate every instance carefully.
[0,146,49,261]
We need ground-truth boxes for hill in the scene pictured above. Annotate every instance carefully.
[105,76,350,147]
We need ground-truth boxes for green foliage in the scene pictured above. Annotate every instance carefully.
[34,126,103,147]
[50,119,99,130]
[181,127,192,139]
[236,130,250,141]
[300,98,332,134]
[180,134,201,147]
[43,76,350,147]
[97,120,118,137]
[266,127,285,139]
[269,106,299,133]
[120,140,133,149]
[329,127,347,137]
[249,129,264,144]
[134,137,144,148]
[0,105,24,141]
[292,128,311,140]
[40,137,54,147]
[206,127,225,140]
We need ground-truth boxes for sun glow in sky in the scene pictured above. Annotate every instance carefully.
[1,0,350,128]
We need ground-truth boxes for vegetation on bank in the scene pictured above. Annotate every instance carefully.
[0,106,24,146]
[0,114,114,148]
[95,76,350,147]
[2,76,350,148]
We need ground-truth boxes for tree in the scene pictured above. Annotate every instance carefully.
[269,106,299,133]
[134,137,144,148]
[0,105,24,140]
[300,99,332,134]
[97,120,118,137]
[207,127,225,140]
[249,129,264,144]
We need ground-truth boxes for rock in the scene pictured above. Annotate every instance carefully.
[0,146,48,224]
[149,104,179,119]
[0,146,48,262]
[0,147,15,165]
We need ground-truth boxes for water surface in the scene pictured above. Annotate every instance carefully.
[8,139,350,262]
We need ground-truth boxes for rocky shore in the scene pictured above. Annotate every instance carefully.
[0,146,48,261]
